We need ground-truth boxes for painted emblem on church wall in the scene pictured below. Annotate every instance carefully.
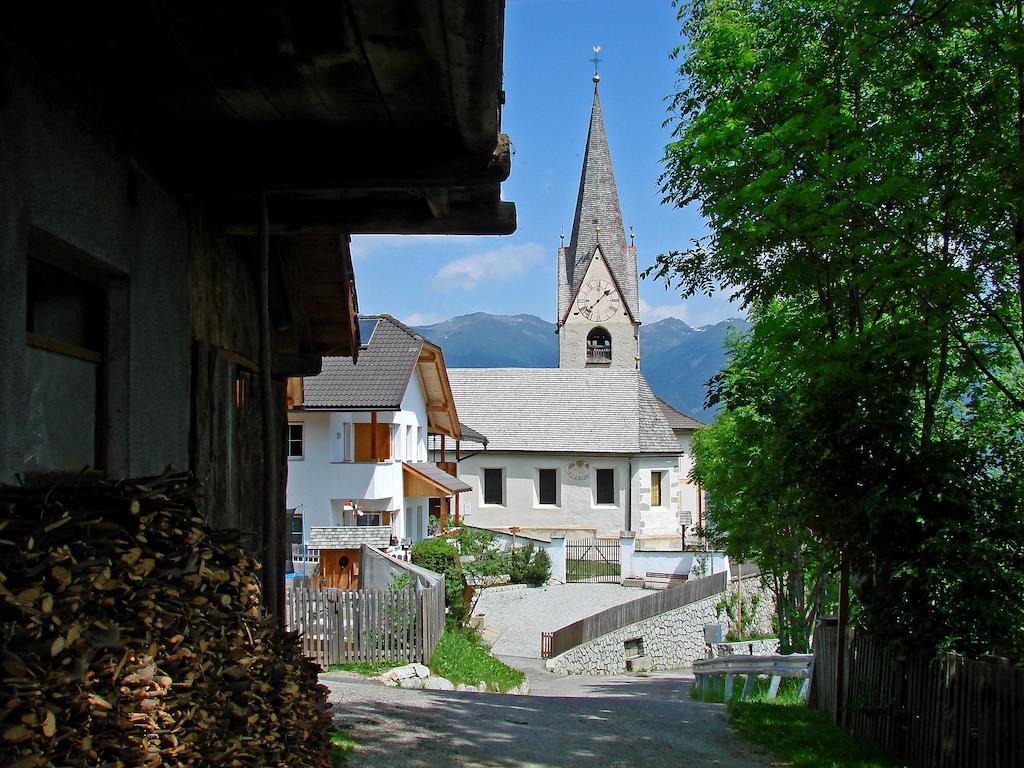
[566,460,591,481]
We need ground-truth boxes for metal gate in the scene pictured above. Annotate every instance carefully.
[565,538,621,583]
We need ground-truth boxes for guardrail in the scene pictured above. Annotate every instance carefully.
[693,653,814,700]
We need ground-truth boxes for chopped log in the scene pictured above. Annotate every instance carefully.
[0,474,331,767]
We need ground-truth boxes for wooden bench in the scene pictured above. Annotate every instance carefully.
[692,653,814,700]
[644,571,688,589]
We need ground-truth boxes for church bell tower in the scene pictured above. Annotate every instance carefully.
[556,69,640,369]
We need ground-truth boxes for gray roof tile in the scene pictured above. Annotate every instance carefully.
[302,315,423,409]
[655,396,705,431]
[405,462,472,493]
[561,87,638,323]
[308,526,392,549]
[446,368,680,454]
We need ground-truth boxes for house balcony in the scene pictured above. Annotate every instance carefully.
[322,460,403,501]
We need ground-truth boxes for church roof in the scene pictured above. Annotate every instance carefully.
[445,368,681,454]
[655,396,705,431]
[560,86,638,324]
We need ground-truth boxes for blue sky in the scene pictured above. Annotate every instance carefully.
[352,0,739,328]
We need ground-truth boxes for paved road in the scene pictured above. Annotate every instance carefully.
[474,584,649,658]
[321,664,769,768]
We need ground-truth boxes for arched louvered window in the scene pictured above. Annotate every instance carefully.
[587,327,611,363]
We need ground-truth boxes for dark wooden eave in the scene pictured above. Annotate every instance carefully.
[0,0,516,236]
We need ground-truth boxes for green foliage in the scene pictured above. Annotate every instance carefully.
[716,591,762,642]
[506,543,552,587]
[387,571,412,591]
[428,628,525,692]
[411,537,466,625]
[329,730,357,768]
[727,699,899,768]
[660,0,1024,661]
[327,661,400,676]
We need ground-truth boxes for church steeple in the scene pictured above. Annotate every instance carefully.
[556,75,641,370]
[557,84,639,325]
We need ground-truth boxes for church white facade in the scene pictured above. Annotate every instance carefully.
[437,82,705,544]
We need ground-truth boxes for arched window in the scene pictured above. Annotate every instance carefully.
[586,327,611,363]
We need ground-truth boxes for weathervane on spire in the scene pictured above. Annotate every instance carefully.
[591,45,602,84]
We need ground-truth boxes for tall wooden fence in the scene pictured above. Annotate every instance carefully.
[541,570,727,658]
[810,624,1024,768]
[285,577,446,668]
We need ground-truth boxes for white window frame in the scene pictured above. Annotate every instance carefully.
[287,422,304,460]
[481,467,505,507]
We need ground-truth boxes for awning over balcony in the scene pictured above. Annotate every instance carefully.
[403,462,471,498]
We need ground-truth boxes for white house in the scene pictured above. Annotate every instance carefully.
[436,368,700,543]
[286,315,470,560]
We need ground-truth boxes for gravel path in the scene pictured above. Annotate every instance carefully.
[321,669,769,768]
[474,583,649,658]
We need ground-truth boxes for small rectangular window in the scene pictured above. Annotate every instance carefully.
[651,471,663,507]
[356,512,382,526]
[288,423,304,459]
[596,468,615,505]
[538,468,557,505]
[483,468,504,505]
[290,511,303,546]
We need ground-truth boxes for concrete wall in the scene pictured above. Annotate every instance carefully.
[286,377,432,544]
[455,452,682,537]
[546,574,774,675]
[1,66,191,481]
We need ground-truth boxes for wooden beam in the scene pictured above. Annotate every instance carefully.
[272,352,322,377]
[221,200,517,236]
[440,496,448,530]
[440,434,446,464]
[273,240,313,354]
[370,411,378,462]
[454,493,460,526]
[426,405,449,412]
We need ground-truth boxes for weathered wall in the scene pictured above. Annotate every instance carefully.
[546,574,774,675]
[0,65,191,480]
[455,452,682,537]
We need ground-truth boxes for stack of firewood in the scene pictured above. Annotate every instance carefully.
[0,474,331,767]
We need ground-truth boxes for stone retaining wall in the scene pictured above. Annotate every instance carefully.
[546,575,774,675]
[712,639,780,657]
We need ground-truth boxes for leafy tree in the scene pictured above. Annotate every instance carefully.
[410,537,466,626]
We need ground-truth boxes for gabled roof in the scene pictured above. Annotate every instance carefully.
[445,369,680,454]
[403,462,472,494]
[303,315,423,409]
[559,86,638,322]
[558,241,639,328]
[300,314,461,438]
[655,396,705,432]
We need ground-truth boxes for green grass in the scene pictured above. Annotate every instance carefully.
[566,558,620,579]
[428,629,526,692]
[327,660,401,676]
[329,730,357,767]
[691,675,900,767]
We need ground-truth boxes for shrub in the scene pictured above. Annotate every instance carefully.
[410,537,466,624]
[507,543,552,587]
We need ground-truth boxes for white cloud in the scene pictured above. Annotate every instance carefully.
[403,312,443,326]
[433,242,545,292]
[639,297,744,328]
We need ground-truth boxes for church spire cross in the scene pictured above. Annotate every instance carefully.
[590,45,602,84]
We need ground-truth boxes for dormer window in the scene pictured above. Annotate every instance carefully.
[586,327,612,363]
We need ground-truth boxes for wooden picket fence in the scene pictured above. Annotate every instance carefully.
[285,577,446,668]
[810,624,1024,768]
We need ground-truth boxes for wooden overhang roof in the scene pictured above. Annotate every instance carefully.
[402,462,472,498]
[4,2,516,370]
[416,341,462,442]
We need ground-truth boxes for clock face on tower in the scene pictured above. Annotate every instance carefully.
[577,279,620,322]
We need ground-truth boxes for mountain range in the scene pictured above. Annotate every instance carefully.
[412,312,749,418]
